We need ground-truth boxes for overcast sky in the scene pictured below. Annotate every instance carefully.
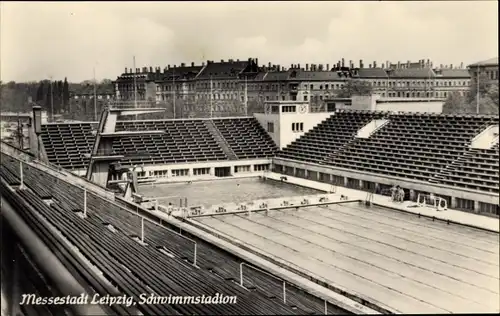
[1,1,498,82]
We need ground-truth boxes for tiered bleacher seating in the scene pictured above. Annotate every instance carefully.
[212,118,277,159]
[113,120,227,165]
[435,148,499,193]
[41,123,95,170]
[329,113,499,183]
[277,111,386,164]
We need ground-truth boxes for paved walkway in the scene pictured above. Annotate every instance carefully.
[263,172,499,233]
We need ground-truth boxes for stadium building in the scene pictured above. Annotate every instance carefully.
[1,89,498,315]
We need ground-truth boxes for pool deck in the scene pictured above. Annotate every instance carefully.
[262,172,499,233]
[194,204,499,314]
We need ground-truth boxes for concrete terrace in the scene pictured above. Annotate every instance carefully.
[195,203,499,314]
[189,172,499,314]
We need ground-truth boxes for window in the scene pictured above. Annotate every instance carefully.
[254,164,270,171]
[282,106,297,112]
[235,165,251,173]
[292,122,304,132]
[172,169,189,177]
[193,168,210,176]
[267,122,274,133]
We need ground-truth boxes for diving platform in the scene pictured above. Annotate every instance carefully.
[85,106,166,186]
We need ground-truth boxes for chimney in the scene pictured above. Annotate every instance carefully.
[191,62,194,67]
[369,64,372,69]
[397,61,401,69]
[237,59,240,62]
[201,62,205,66]
[450,64,453,69]
[430,62,433,68]
[298,63,301,69]
[180,63,185,67]
[220,59,224,63]
[149,66,153,73]
[125,68,128,74]
[268,62,272,68]
[460,62,464,69]
[326,64,330,71]
[255,58,258,65]
[359,59,363,68]
[319,64,324,71]
[306,64,309,71]
[426,59,430,67]
[381,63,385,69]
[440,64,443,69]
[342,58,345,67]
[407,60,410,68]
[373,61,377,68]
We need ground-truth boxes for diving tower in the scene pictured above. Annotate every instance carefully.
[85,106,165,186]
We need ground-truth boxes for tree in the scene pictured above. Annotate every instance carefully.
[442,92,471,114]
[471,84,499,115]
[337,79,373,98]
[36,82,45,102]
[63,77,70,112]
[468,72,494,103]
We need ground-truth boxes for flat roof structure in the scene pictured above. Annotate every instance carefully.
[195,202,500,314]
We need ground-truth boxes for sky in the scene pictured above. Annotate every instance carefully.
[1,1,498,82]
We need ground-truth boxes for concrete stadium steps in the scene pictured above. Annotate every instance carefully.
[195,205,499,314]
[40,117,278,168]
[277,111,386,164]
[329,113,499,191]
[432,148,499,193]
[113,120,227,165]
[204,120,238,160]
[212,118,277,159]
[1,154,345,315]
[41,123,94,170]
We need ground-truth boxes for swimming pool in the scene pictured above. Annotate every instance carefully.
[138,177,322,208]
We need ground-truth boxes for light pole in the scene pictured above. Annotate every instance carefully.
[49,76,54,122]
[93,64,98,121]
[476,65,480,114]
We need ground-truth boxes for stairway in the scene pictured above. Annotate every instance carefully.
[428,149,476,184]
[204,120,238,160]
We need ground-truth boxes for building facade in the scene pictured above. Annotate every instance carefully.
[113,58,472,116]
[468,57,499,87]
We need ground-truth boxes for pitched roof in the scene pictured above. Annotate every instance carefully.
[160,66,203,81]
[196,60,249,79]
[294,70,345,81]
[262,71,292,81]
[387,68,435,79]
[358,68,388,78]
[469,57,499,67]
[436,69,470,78]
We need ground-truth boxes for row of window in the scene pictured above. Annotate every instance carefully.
[126,79,472,94]
[292,122,304,133]
[235,165,251,173]
[474,70,499,81]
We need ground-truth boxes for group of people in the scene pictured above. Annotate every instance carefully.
[390,185,406,203]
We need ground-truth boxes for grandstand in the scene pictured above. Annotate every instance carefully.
[1,100,499,315]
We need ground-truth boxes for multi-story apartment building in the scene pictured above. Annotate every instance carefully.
[113,58,472,116]
[468,57,499,88]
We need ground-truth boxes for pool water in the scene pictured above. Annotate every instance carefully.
[138,177,322,208]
